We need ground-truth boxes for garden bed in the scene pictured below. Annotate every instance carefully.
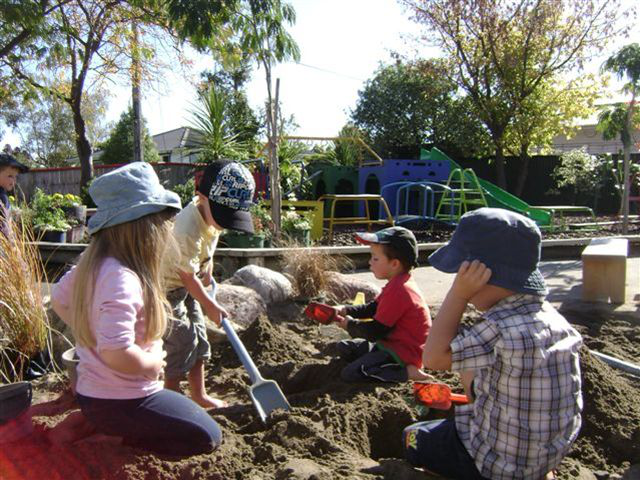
[324,215,640,246]
[2,299,639,479]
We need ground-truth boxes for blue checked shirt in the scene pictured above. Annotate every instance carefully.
[451,294,583,480]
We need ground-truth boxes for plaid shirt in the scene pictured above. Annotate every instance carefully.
[451,294,583,480]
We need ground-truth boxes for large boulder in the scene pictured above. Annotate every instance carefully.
[226,265,293,305]
[324,271,381,304]
[206,283,266,343]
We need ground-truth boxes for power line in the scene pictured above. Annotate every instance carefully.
[294,62,365,82]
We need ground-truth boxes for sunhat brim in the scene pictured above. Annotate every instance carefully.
[88,190,181,235]
[428,243,547,295]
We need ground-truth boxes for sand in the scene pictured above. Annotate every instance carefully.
[1,301,639,480]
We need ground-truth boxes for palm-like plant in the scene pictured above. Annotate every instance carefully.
[188,85,250,163]
[599,43,640,233]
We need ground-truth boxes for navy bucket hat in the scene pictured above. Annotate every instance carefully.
[428,208,547,295]
[197,160,255,234]
[87,162,181,235]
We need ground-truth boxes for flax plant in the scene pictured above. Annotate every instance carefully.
[0,218,50,382]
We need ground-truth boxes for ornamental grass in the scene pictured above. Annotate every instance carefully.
[282,246,350,300]
[0,218,51,382]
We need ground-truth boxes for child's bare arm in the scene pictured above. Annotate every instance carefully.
[179,270,228,326]
[101,344,166,380]
[424,260,491,371]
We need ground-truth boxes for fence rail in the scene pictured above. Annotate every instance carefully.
[16,162,201,201]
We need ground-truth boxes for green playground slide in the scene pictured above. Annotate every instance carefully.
[423,148,551,226]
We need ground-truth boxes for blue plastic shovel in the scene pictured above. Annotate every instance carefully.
[209,279,290,423]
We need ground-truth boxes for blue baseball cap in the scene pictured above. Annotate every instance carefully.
[428,208,547,295]
[197,161,255,234]
[355,226,419,268]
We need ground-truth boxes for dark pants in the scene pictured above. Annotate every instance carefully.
[403,419,487,479]
[337,339,408,383]
[77,389,222,456]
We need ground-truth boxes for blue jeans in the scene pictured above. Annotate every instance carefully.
[77,389,222,456]
[403,419,487,479]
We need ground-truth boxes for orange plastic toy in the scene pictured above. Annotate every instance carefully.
[413,382,469,410]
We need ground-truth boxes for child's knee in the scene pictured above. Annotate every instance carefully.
[340,363,364,382]
[402,423,422,466]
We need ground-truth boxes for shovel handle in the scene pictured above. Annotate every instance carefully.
[220,318,263,384]
[206,277,263,384]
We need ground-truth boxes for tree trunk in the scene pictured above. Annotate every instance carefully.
[131,22,143,163]
[514,148,530,198]
[494,144,507,190]
[71,99,93,190]
[621,95,635,235]
[266,71,281,235]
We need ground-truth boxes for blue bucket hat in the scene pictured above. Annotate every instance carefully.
[428,208,547,295]
[88,162,181,235]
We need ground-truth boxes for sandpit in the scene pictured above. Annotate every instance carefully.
[1,301,639,480]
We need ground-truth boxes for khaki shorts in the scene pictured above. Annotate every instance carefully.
[164,288,211,379]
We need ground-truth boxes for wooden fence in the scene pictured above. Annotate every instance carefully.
[15,162,201,201]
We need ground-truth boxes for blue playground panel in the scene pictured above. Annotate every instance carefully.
[358,158,451,217]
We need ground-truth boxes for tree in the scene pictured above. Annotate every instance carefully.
[402,0,627,190]
[99,106,159,164]
[200,68,261,150]
[600,43,640,233]
[504,76,600,196]
[2,0,178,188]
[187,85,251,163]
[351,59,490,159]
[4,87,111,167]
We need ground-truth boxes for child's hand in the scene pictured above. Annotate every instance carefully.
[143,349,167,380]
[335,315,351,330]
[335,305,347,316]
[450,260,492,301]
[204,301,229,327]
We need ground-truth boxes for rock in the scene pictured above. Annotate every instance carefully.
[324,271,381,304]
[226,265,293,304]
[215,283,267,327]
[275,458,329,480]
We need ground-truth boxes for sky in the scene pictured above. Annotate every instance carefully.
[1,0,639,148]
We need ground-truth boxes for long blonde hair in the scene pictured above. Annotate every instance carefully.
[70,210,177,348]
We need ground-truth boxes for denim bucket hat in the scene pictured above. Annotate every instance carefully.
[428,208,547,295]
[87,162,181,235]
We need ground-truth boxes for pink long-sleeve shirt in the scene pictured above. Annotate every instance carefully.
[52,257,164,399]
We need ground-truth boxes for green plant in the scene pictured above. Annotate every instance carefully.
[250,202,274,237]
[281,208,311,233]
[29,188,71,232]
[172,178,196,207]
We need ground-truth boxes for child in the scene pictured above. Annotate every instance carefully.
[403,208,582,480]
[51,163,222,455]
[163,160,255,409]
[333,226,432,383]
[0,152,29,235]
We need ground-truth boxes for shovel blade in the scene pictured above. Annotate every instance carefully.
[250,379,290,423]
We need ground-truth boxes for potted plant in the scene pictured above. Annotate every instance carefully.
[281,207,312,246]
[29,189,71,243]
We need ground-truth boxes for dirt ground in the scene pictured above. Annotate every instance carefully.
[1,299,639,480]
